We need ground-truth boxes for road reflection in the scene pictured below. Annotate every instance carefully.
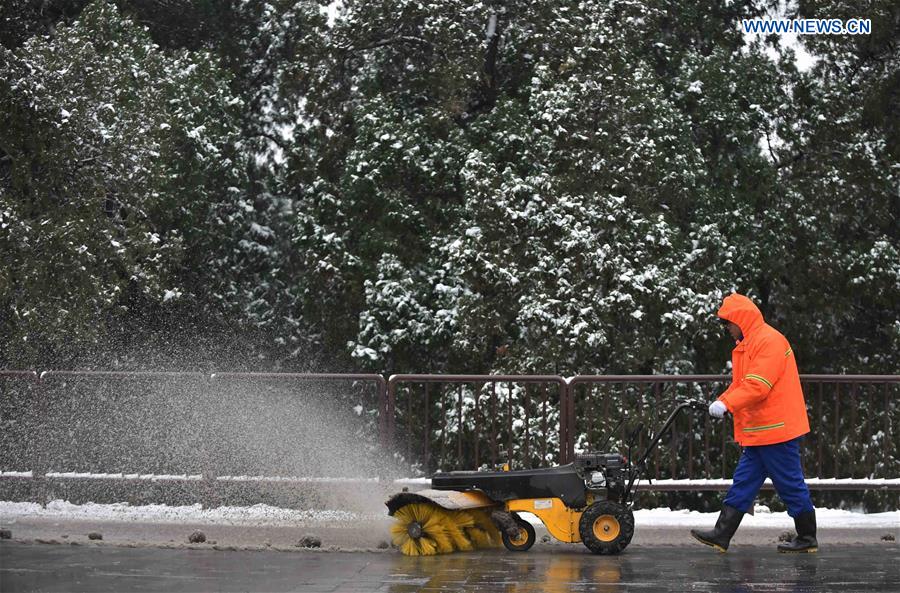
[389,550,628,592]
[389,548,825,592]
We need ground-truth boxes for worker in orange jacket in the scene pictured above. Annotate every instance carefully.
[691,293,817,553]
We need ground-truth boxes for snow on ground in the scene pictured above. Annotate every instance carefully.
[0,500,379,526]
[1,500,897,529]
[44,472,201,482]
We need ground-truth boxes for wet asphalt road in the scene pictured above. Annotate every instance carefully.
[1,541,898,593]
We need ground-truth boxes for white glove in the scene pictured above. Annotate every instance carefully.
[709,401,728,419]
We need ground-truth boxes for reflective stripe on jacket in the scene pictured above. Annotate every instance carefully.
[716,294,810,446]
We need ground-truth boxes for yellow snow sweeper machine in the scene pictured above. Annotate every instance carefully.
[387,399,707,556]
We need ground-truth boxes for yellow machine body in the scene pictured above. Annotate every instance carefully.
[393,490,597,544]
[387,487,635,556]
[505,497,584,543]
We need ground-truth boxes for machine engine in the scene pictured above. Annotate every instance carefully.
[573,452,628,498]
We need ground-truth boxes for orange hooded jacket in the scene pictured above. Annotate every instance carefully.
[716,294,810,446]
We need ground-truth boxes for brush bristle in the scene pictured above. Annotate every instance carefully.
[471,509,502,547]
[421,511,454,553]
[444,510,474,551]
[465,526,492,548]
[390,503,500,555]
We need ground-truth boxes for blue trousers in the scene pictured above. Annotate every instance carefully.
[723,437,814,517]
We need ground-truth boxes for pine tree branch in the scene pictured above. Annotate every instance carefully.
[483,14,501,92]
[338,35,433,53]
[764,128,778,163]
[250,131,291,153]
[456,12,503,125]
[776,151,805,170]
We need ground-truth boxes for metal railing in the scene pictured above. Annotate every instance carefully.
[567,375,899,483]
[568,375,731,480]
[1,371,898,502]
[0,370,389,505]
[387,374,568,471]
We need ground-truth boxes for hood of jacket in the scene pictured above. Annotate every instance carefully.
[717,293,765,340]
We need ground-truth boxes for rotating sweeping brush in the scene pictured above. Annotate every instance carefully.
[390,504,502,556]
[390,503,456,556]
[466,509,502,548]
[443,510,475,552]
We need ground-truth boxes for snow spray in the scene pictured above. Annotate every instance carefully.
[1,357,405,517]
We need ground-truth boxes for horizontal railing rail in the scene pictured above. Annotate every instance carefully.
[2,472,896,490]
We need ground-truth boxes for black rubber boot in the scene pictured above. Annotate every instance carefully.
[690,505,744,552]
[777,511,818,553]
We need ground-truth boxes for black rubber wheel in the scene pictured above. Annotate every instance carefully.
[579,501,634,555]
[501,514,536,552]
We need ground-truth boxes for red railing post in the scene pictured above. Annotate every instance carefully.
[383,375,393,450]
[14,371,47,506]
[566,378,575,464]
[384,378,394,451]
[201,373,218,509]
